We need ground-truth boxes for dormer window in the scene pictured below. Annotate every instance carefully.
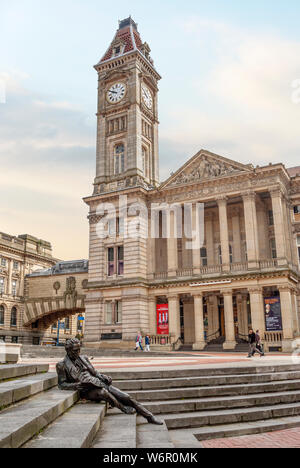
[115,46,121,55]
[112,43,125,57]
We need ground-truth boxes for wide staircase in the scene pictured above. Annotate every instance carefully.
[3,363,300,447]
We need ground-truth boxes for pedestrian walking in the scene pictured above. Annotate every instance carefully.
[144,335,151,352]
[247,329,264,357]
[255,330,265,356]
[135,332,144,351]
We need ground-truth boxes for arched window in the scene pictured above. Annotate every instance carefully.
[10,307,17,327]
[0,305,4,325]
[114,144,125,175]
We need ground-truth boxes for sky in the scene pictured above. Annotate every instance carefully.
[1,0,300,260]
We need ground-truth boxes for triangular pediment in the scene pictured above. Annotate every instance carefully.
[160,149,253,189]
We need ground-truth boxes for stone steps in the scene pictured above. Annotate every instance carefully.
[91,409,137,448]
[161,402,300,430]
[169,416,300,445]
[136,415,175,448]
[126,379,300,401]
[24,402,106,448]
[114,370,300,391]
[0,373,57,408]
[0,364,49,382]
[141,389,300,414]
[0,388,79,448]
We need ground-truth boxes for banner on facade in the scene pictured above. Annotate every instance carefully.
[264,297,283,331]
[157,304,169,335]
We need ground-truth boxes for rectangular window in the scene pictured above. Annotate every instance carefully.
[294,205,300,214]
[0,278,4,294]
[297,235,300,265]
[108,218,117,237]
[13,261,19,270]
[116,301,122,324]
[105,302,113,325]
[118,217,125,236]
[1,258,6,267]
[12,280,17,296]
[118,246,124,276]
[11,336,18,343]
[0,336,5,342]
[32,337,40,346]
[108,248,115,276]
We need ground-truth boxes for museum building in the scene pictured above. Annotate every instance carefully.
[83,17,300,353]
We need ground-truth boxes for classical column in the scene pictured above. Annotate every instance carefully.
[222,290,237,349]
[167,210,179,277]
[242,191,260,269]
[232,208,242,263]
[278,286,294,344]
[168,294,181,341]
[205,213,215,266]
[291,289,299,336]
[270,188,288,265]
[192,293,206,350]
[192,203,201,274]
[18,263,25,296]
[148,297,157,335]
[249,287,265,334]
[147,237,156,279]
[7,259,12,295]
[217,197,230,272]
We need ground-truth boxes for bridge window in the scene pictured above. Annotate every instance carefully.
[0,305,4,325]
[10,307,17,327]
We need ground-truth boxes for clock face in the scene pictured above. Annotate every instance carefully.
[107,83,126,104]
[142,85,153,110]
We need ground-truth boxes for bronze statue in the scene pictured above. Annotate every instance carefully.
[56,338,163,425]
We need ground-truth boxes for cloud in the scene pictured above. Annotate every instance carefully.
[0,73,94,259]
[159,17,300,177]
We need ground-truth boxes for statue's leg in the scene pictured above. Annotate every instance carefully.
[108,386,163,424]
[86,388,135,415]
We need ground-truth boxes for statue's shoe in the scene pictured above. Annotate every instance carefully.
[122,406,136,415]
[147,416,164,425]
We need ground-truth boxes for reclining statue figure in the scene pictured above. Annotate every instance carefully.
[56,338,163,425]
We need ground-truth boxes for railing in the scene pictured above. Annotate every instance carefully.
[264,331,283,344]
[199,265,222,275]
[259,259,278,269]
[154,272,168,280]
[150,334,174,346]
[177,269,193,277]
[230,262,248,272]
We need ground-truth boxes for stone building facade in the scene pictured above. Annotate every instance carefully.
[0,232,56,344]
[81,18,300,352]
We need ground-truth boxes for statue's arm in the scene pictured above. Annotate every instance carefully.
[56,362,79,391]
[84,356,112,385]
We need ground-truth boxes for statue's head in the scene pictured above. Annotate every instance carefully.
[65,338,81,360]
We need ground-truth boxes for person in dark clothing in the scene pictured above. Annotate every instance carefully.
[247,329,264,357]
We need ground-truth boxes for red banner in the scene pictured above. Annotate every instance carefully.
[157,304,169,335]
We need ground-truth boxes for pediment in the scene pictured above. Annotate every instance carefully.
[160,150,253,189]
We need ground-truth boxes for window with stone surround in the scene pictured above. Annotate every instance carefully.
[65,317,70,330]
[107,246,124,277]
[268,210,274,226]
[114,144,125,175]
[1,258,6,267]
[116,301,122,324]
[0,278,4,294]
[200,247,207,266]
[0,305,4,325]
[10,307,17,327]
[294,205,300,222]
[105,302,113,325]
[12,280,17,297]
[297,235,300,265]
[13,261,19,270]
[105,301,122,325]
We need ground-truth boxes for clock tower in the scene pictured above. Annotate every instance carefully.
[93,17,161,195]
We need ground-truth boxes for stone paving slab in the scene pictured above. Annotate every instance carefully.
[0,373,57,408]
[24,402,106,448]
[92,411,137,448]
[0,388,78,448]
